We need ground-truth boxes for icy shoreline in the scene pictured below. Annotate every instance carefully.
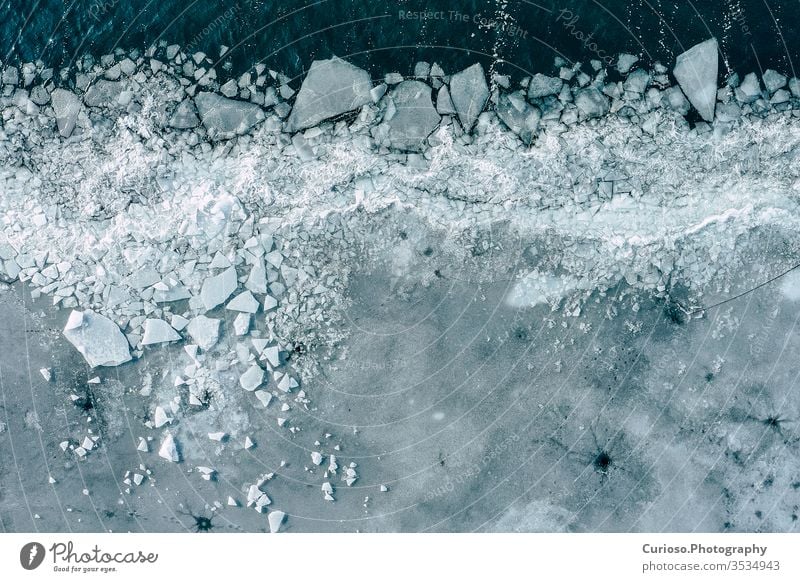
[1,38,800,371]
[4,38,800,532]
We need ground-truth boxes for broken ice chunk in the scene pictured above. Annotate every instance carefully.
[152,283,191,303]
[616,53,639,74]
[268,510,285,533]
[141,318,182,345]
[196,466,216,480]
[448,63,489,132]
[39,368,52,382]
[83,80,123,107]
[264,250,283,269]
[311,452,323,465]
[574,87,609,119]
[51,88,81,137]
[209,251,231,269]
[153,406,172,428]
[263,295,278,311]
[387,80,441,152]
[277,374,298,393]
[208,431,227,442]
[496,91,541,145]
[527,73,562,99]
[63,310,131,368]
[158,432,180,462]
[673,38,719,122]
[285,57,372,132]
[239,364,265,391]
[245,259,268,294]
[200,266,238,311]
[226,290,259,313]
[254,390,273,407]
[171,314,189,331]
[194,92,265,138]
[262,345,281,368]
[64,310,83,330]
[168,98,199,129]
[233,313,250,336]
[186,315,221,351]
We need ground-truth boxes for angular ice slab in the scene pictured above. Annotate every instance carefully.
[285,57,372,132]
[194,92,264,138]
[673,38,719,122]
[169,98,199,129]
[63,310,131,367]
[387,80,441,151]
[186,315,221,351]
[141,318,181,345]
[51,89,81,137]
[200,266,238,311]
[449,63,489,132]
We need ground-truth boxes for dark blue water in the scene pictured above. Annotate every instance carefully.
[2,0,799,82]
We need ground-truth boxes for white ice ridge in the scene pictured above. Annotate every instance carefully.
[1,40,800,366]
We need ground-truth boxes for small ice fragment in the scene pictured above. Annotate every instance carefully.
[233,312,250,336]
[158,432,180,462]
[277,374,297,393]
[268,510,285,533]
[153,406,172,428]
[171,314,189,331]
[239,364,264,391]
[226,291,259,313]
[262,345,281,368]
[254,390,273,407]
[141,318,181,345]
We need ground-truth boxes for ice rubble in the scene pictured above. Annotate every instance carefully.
[0,37,797,369]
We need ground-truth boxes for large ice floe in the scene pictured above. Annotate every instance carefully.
[2,38,800,529]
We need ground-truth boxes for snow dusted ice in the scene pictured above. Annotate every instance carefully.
[3,36,800,533]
